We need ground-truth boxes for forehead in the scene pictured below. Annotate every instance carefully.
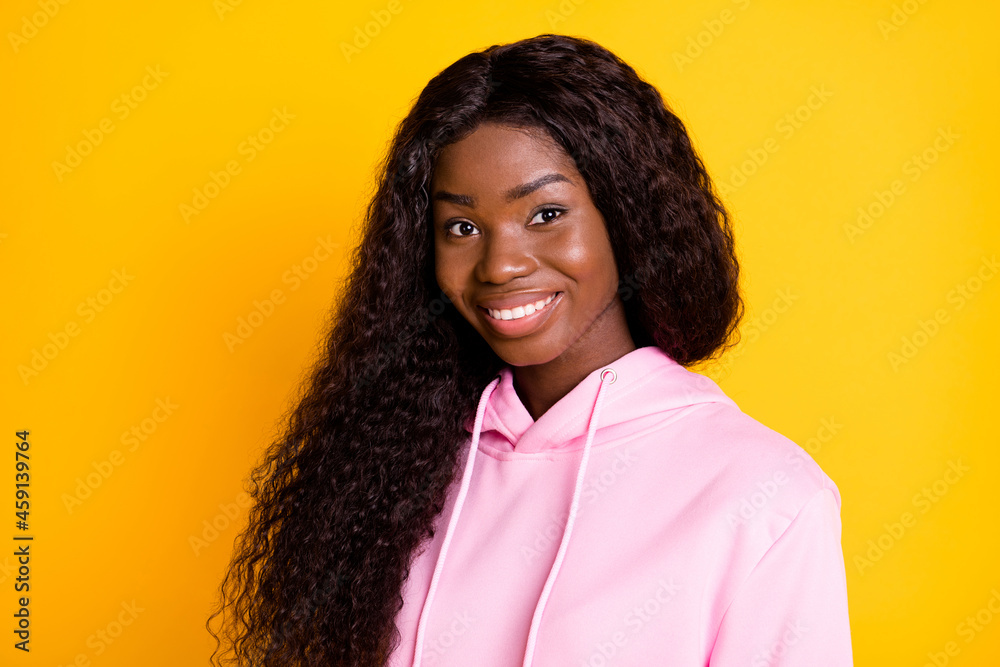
[432,123,577,190]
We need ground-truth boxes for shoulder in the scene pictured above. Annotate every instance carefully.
[721,401,836,493]
[638,399,842,521]
[609,389,846,592]
[690,402,843,543]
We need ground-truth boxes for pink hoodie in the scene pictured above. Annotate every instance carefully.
[388,345,853,666]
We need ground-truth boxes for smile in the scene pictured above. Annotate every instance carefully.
[476,292,563,337]
[484,292,557,321]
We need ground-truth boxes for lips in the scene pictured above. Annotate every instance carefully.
[475,291,563,337]
[479,292,558,321]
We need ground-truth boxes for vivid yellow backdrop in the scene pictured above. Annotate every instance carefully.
[2,0,998,664]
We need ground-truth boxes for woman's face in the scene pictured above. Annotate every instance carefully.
[431,122,631,368]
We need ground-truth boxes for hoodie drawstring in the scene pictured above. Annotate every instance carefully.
[412,368,616,667]
[412,374,501,667]
[522,367,614,667]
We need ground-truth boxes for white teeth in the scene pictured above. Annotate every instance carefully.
[487,293,556,321]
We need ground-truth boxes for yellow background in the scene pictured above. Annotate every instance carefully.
[2,0,998,664]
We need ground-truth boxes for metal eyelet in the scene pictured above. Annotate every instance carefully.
[600,368,617,384]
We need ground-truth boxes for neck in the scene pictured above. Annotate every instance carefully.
[511,301,636,421]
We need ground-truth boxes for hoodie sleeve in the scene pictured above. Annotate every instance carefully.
[708,487,854,666]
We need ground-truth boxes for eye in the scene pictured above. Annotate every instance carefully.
[442,207,566,238]
[443,220,479,238]
[531,207,566,225]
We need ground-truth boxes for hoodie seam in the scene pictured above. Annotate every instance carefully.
[495,364,732,456]
[543,364,680,443]
[706,486,838,658]
[485,400,521,444]
[475,401,732,461]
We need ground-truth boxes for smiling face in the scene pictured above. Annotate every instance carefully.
[431,122,634,369]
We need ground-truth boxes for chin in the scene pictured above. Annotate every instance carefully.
[484,336,566,368]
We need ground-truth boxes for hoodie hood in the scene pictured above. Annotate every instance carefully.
[463,344,739,455]
[412,345,740,667]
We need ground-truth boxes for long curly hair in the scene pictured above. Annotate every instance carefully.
[207,33,743,666]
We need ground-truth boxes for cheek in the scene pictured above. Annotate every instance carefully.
[558,233,618,296]
[598,245,620,289]
[585,255,620,303]
[580,221,619,294]
[434,248,467,305]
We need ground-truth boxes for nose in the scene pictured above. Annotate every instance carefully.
[474,226,538,285]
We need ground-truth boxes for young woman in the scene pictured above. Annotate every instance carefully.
[209,34,853,666]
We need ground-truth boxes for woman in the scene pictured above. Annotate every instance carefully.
[208,33,853,666]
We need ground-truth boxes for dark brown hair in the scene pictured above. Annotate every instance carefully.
[207,32,742,666]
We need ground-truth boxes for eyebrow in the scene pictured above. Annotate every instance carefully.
[432,172,573,207]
